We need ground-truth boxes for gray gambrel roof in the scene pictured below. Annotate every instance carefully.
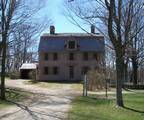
[39,33,105,52]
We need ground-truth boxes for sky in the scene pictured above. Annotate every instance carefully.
[42,0,89,33]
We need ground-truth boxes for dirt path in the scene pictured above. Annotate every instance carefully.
[0,80,81,120]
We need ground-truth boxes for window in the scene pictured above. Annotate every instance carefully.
[44,53,48,60]
[69,53,74,60]
[44,67,49,75]
[53,67,59,75]
[53,53,58,60]
[93,53,98,60]
[83,52,88,60]
[68,41,75,49]
[82,67,89,74]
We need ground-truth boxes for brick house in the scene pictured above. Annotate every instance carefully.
[38,26,105,81]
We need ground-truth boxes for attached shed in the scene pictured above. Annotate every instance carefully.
[20,63,37,79]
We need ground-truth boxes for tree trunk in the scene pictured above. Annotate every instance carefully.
[0,42,3,56]
[115,51,124,107]
[132,58,138,85]
[23,39,27,63]
[0,40,6,100]
[124,62,128,83]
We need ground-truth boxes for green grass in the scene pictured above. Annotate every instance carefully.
[0,89,31,109]
[24,80,83,90]
[68,90,144,120]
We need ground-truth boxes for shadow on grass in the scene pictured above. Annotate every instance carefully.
[0,88,32,108]
[26,80,39,84]
[1,98,65,120]
[78,96,144,114]
[27,80,82,84]
[123,106,144,113]
[8,101,65,120]
[76,96,113,107]
[0,87,76,120]
[5,89,31,102]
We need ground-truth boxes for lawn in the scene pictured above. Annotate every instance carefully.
[68,90,144,120]
[0,89,31,109]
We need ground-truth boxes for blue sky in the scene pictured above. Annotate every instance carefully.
[43,0,88,33]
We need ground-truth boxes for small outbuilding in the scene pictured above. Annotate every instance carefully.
[20,63,38,79]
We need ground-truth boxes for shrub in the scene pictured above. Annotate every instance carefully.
[5,72,10,77]
[29,70,36,81]
[87,69,106,91]
[9,71,20,79]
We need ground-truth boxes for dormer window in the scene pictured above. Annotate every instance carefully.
[65,39,79,50]
[65,40,79,50]
[68,41,75,49]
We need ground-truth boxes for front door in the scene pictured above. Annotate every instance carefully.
[69,66,74,80]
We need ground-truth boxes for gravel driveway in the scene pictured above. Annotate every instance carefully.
[0,80,81,120]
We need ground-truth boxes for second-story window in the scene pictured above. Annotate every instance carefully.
[53,52,58,60]
[44,53,48,61]
[68,41,75,49]
[83,52,88,61]
[69,53,74,60]
[93,53,98,61]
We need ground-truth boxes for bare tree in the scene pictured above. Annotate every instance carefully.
[0,0,50,100]
[129,5,144,85]
[7,20,48,72]
[64,0,144,107]
[0,0,16,100]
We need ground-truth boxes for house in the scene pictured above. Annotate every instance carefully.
[38,26,105,82]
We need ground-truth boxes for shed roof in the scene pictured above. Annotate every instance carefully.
[20,63,37,70]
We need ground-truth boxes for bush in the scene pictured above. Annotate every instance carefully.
[9,71,20,79]
[5,72,11,77]
[87,69,106,91]
[29,70,36,81]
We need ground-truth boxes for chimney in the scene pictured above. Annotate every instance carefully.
[91,25,95,34]
[50,25,55,34]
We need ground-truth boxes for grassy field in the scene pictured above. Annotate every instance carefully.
[68,90,144,120]
[0,89,31,109]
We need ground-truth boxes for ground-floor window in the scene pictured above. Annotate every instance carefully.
[44,66,59,75]
[53,67,59,75]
